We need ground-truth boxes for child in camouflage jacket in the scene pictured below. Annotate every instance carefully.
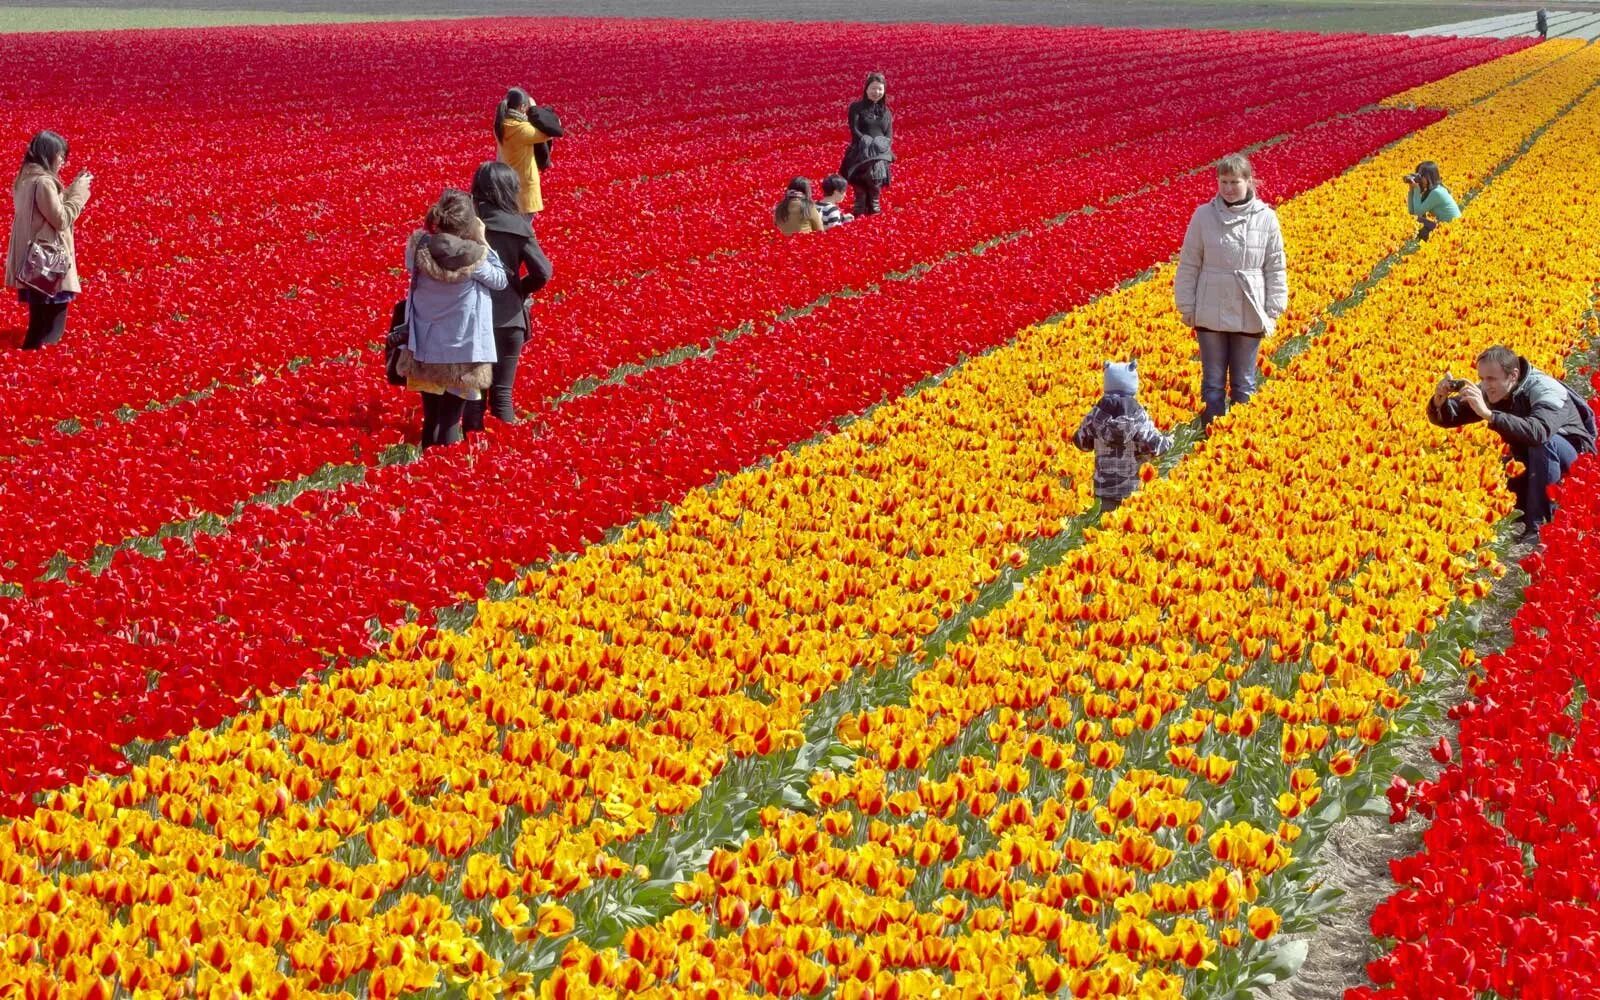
[1072,360,1173,512]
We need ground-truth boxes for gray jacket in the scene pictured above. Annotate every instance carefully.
[1174,195,1289,336]
[404,228,507,365]
[1427,357,1597,458]
[1073,394,1173,500]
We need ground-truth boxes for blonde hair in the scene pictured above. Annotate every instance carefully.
[1216,153,1253,180]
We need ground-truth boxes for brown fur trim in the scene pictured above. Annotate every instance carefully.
[395,350,493,391]
[407,229,488,284]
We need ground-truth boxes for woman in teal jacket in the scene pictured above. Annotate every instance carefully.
[1406,161,1460,241]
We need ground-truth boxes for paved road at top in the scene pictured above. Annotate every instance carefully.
[7,0,1600,33]
[1407,8,1600,37]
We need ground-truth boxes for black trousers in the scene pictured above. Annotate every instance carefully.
[850,181,882,216]
[419,391,468,450]
[22,300,69,350]
[463,325,526,431]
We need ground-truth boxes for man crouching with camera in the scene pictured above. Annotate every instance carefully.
[1427,345,1596,541]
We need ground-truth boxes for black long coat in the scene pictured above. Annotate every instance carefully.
[475,202,552,335]
[840,98,894,188]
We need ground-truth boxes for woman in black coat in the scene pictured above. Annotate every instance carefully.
[840,72,893,217]
[465,161,552,429]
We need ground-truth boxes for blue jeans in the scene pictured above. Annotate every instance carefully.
[1511,435,1580,532]
[1196,329,1262,427]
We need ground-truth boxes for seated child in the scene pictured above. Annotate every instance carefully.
[774,176,825,234]
[1072,360,1173,512]
[817,174,854,230]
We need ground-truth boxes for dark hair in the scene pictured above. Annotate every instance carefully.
[1477,345,1520,377]
[471,160,522,217]
[425,188,478,237]
[1415,161,1443,192]
[775,176,814,227]
[821,174,848,197]
[21,131,68,175]
[493,87,532,144]
[862,72,886,103]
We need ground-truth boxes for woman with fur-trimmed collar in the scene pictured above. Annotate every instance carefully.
[399,189,507,450]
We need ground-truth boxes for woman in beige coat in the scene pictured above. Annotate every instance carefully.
[6,131,91,349]
[1174,153,1288,428]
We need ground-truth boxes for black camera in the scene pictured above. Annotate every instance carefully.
[1443,376,1467,392]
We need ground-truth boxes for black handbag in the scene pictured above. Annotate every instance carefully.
[383,295,409,387]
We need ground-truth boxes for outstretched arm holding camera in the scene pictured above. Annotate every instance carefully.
[1405,174,1427,220]
[1426,346,1598,538]
[1426,373,1485,427]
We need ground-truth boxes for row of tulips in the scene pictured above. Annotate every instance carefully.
[0,32,1495,582]
[1382,36,1583,109]
[510,32,1501,403]
[0,43,1587,999]
[0,22,1462,448]
[0,97,1446,586]
[0,98,1454,806]
[0,27,1574,796]
[0,21,1078,435]
[1352,382,1600,997]
[5,22,1105,393]
[594,58,1600,999]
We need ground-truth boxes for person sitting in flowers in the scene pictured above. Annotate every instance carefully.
[1073,360,1173,513]
[1405,161,1460,242]
[816,174,854,229]
[1428,345,1596,540]
[773,177,825,234]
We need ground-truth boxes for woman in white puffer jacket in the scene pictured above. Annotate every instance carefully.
[1174,153,1289,429]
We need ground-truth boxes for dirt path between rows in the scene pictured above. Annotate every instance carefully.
[1261,543,1530,998]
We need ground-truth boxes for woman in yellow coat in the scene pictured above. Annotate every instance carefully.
[494,88,557,219]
